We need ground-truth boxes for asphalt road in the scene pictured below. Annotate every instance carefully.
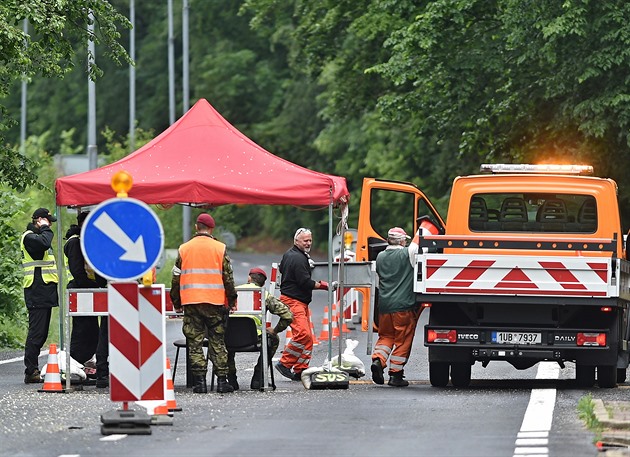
[0,251,625,457]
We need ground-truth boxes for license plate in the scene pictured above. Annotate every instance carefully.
[491,332,541,344]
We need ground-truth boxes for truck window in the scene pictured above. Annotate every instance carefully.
[468,193,598,233]
[369,189,415,238]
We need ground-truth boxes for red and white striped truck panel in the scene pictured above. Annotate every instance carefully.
[415,254,630,299]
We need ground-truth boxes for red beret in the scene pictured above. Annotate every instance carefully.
[249,267,267,279]
[196,213,215,228]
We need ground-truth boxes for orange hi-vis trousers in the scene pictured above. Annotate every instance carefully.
[279,296,313,374]
[372,308,422,374]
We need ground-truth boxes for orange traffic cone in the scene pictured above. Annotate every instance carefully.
[319,306,337,341]
[38,344,65,393]
[284,326,293,347]
[331,303,340,338]
[136,400,173,425]
[165,358,181,412]
[308,309,319,346]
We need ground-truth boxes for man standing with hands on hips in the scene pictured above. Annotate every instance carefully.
[21,208,59,384]
[275,228,328,381]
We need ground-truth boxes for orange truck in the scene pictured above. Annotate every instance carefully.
[357,164,630,388]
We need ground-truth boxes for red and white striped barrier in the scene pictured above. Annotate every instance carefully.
[68,286,179,316]
[108,282,166,402]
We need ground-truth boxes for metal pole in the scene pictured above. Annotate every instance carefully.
[327,196,334,366]
[168,0,175,126]
[87,11,97,170]
[181,0,191,241]
[129,0,136,152]
[20,19,27,155]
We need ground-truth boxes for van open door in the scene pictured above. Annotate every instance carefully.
[356,178,444,262]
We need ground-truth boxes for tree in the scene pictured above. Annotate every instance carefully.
[0,0,130,191]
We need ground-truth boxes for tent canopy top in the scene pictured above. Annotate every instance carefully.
[55,98,349,208]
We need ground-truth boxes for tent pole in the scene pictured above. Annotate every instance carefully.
[326,196,334,365]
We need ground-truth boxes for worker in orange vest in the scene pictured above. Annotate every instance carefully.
[170,213,238,393]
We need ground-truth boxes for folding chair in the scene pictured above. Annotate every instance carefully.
[210,315,275,391]
[172,337,209,388]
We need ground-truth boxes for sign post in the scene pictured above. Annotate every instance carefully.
[81,171,167,435]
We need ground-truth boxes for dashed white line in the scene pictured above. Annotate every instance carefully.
[513,362,559,457]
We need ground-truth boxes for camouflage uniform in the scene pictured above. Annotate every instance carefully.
[170,237,237,377]
[227,291,293,376]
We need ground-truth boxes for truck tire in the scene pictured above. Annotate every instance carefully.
[450,362,471,388]
[617,367,627,384]
[429,362,450,387]
[597,365,617,388]
[575,364,595,388]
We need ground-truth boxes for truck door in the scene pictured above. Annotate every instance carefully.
[356,178,445,262]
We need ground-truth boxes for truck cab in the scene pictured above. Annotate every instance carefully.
[357,165,630,388]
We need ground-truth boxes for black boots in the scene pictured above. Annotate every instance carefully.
[216,376,235,393]
[227,373,239,391]
[371,359,384,385]
[192,375,207,393]
[250,366,263,390]
[388,371,409,387]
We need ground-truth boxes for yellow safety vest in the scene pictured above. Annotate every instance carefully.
[179,236,226,306]
[21,230,58,288]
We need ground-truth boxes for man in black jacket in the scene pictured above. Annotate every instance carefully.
[64,211,108,385]
[275,228,328,381]
[21,208,59,384]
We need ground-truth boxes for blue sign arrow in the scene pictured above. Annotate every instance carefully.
[81,198,164,281]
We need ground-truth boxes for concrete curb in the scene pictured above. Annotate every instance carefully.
[594,399,630,452]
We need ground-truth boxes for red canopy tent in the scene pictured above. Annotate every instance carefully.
[55,98,348,207]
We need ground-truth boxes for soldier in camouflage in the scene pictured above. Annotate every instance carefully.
[227,267,293,390]
[170,213,237,393]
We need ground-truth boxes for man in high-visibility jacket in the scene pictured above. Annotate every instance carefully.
[228,267,293,390]
[21,208,59,384]
[170,213,238,393]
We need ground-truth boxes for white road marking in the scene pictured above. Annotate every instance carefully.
[513,362,559,457]
[100,434,128,441]
[0,350,48,365]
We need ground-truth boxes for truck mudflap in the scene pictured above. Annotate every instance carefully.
[415,254,630,299]
[424,325,616,364]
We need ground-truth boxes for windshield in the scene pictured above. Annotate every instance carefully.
[468,193,597,233]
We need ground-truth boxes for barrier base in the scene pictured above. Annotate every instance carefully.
[150,415,174,426]
[307,370,350,390]
[100,409,152,435]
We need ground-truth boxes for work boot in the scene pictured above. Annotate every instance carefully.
[250,366,263,390]
[192,375,207,393]
[249,368,262,390]
[216,376,235,393]
[227,373,239,391]
[275,361,295,380]
[388,371,409,387]
[96,376,109,388]
[371,359,384,385]
[24,369,42,384]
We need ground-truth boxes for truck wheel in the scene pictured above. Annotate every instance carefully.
[429,362,450,387]
[450,363,471,388]
[617,368,627,384]
[597,365,617,388]
[575,364,595,388]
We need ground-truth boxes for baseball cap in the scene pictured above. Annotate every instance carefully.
[249,267,267,279]
[387,227,410,240]
[196,213,215,228]
[32,208,57,222]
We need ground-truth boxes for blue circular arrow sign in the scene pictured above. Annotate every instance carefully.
[80,198,164,281]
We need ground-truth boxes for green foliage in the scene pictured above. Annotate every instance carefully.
[0,188,28,347]
[0,0,131,191]
[577,394,602,434]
